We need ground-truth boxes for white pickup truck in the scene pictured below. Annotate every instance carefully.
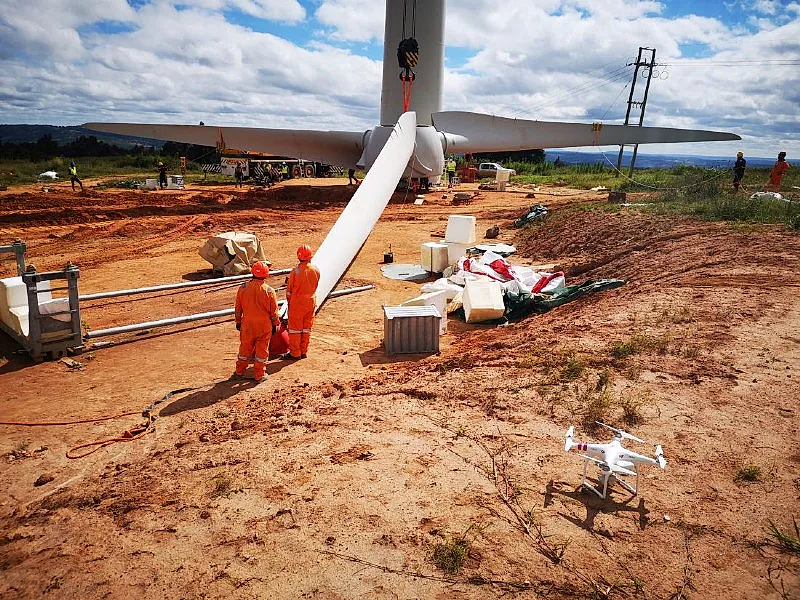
[477,162,516,178]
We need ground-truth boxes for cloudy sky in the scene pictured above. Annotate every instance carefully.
[1,0,798,158]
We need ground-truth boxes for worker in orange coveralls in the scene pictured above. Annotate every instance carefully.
[281,244,320,360]
[232,261,280,381]
[768,151,790,191]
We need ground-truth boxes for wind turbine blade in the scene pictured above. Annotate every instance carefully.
[82,122,364,168]
[432,111,740,153]
[311,112,417,309]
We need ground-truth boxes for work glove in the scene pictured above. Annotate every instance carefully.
[272,324,277,335]
[235,323,241,331]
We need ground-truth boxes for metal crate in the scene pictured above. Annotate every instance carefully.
[383,305,441,355]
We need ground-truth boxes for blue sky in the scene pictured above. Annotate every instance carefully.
[0,0,798,158]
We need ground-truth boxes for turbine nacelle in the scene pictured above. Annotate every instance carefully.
[359,124,459,180]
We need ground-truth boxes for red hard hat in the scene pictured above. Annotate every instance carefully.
[251,261,269,278]
[297,244,313,261]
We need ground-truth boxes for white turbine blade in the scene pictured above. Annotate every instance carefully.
[565,426,575,452]
[82,122,364,168]
[432,111,740,153]
[311,112,417,309]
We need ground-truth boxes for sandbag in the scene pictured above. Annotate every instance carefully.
[269,322,290,359]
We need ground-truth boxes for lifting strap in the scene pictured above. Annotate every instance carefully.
[397,0,419,113]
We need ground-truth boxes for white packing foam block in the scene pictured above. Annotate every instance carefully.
[402,290,448,334]
[444,215,476,244]
[420,242,449,273]
[446,241,471,266]
[462,279,505,323]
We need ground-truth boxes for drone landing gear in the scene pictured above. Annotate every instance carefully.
[581,460,640,500]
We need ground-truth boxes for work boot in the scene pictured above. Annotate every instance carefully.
[230,372,245,380]
[280,353,300,360]
[254,373,269,382]
[300,354,308,359]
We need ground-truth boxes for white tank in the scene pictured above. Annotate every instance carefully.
[380,0,445,126]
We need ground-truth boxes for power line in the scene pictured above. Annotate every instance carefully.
[659,59,800,66]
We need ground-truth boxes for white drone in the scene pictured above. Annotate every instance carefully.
[564,422,666,499]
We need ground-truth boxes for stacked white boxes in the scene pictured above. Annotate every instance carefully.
[444,215,476,266]
[445,215,476,244]
[447,242,471,266]
[420,242,449,273]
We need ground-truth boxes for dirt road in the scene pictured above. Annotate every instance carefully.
[1,178,798,598]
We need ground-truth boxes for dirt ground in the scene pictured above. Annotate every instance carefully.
[0,176,798,599]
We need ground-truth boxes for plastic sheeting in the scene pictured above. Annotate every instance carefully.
[514,204,548,228]
[504,279,627,320]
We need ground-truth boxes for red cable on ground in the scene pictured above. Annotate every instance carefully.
[2,386,202,460]
[0,412,140,427]
[66,423,151,459]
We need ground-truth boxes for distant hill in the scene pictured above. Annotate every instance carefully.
[0,124,162,149]
[546,149,777,169]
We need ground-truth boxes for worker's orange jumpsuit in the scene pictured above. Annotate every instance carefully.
[285,261,320,358]
[234,279,280,378]
[769,160,790,191]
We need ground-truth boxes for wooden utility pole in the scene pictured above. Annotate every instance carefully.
[616,47,656,175]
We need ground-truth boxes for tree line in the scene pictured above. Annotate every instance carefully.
[0,134,215,162]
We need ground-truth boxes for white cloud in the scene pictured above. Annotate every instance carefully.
[753,0,780,15]
[315,0,385,42]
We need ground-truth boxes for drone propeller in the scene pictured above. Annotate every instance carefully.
[564,426,575,452]
[596,421,645,443]
[655,445,667,469]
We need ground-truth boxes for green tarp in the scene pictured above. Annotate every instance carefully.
[504,279,626,320]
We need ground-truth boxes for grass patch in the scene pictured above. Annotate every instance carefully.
[657,304,695,325]
[734,464,761,483]
[619,393,648,425]
[615,165,800,227]
[210,472,233,497]
[561,357,584,381]
[432,538,469,573]
[578,374,614,431]
[596,369,612,390]
[611,339,639,359]
[210,471,247,498]
[767,518,800,555]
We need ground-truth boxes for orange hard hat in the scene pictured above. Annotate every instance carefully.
[297,244,313,261]
[251,261,269,278]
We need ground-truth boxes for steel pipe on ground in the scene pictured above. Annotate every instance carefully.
[83,284,374,340]
[79,269,291,302]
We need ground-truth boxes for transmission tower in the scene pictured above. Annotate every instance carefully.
[616,47,657,175]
